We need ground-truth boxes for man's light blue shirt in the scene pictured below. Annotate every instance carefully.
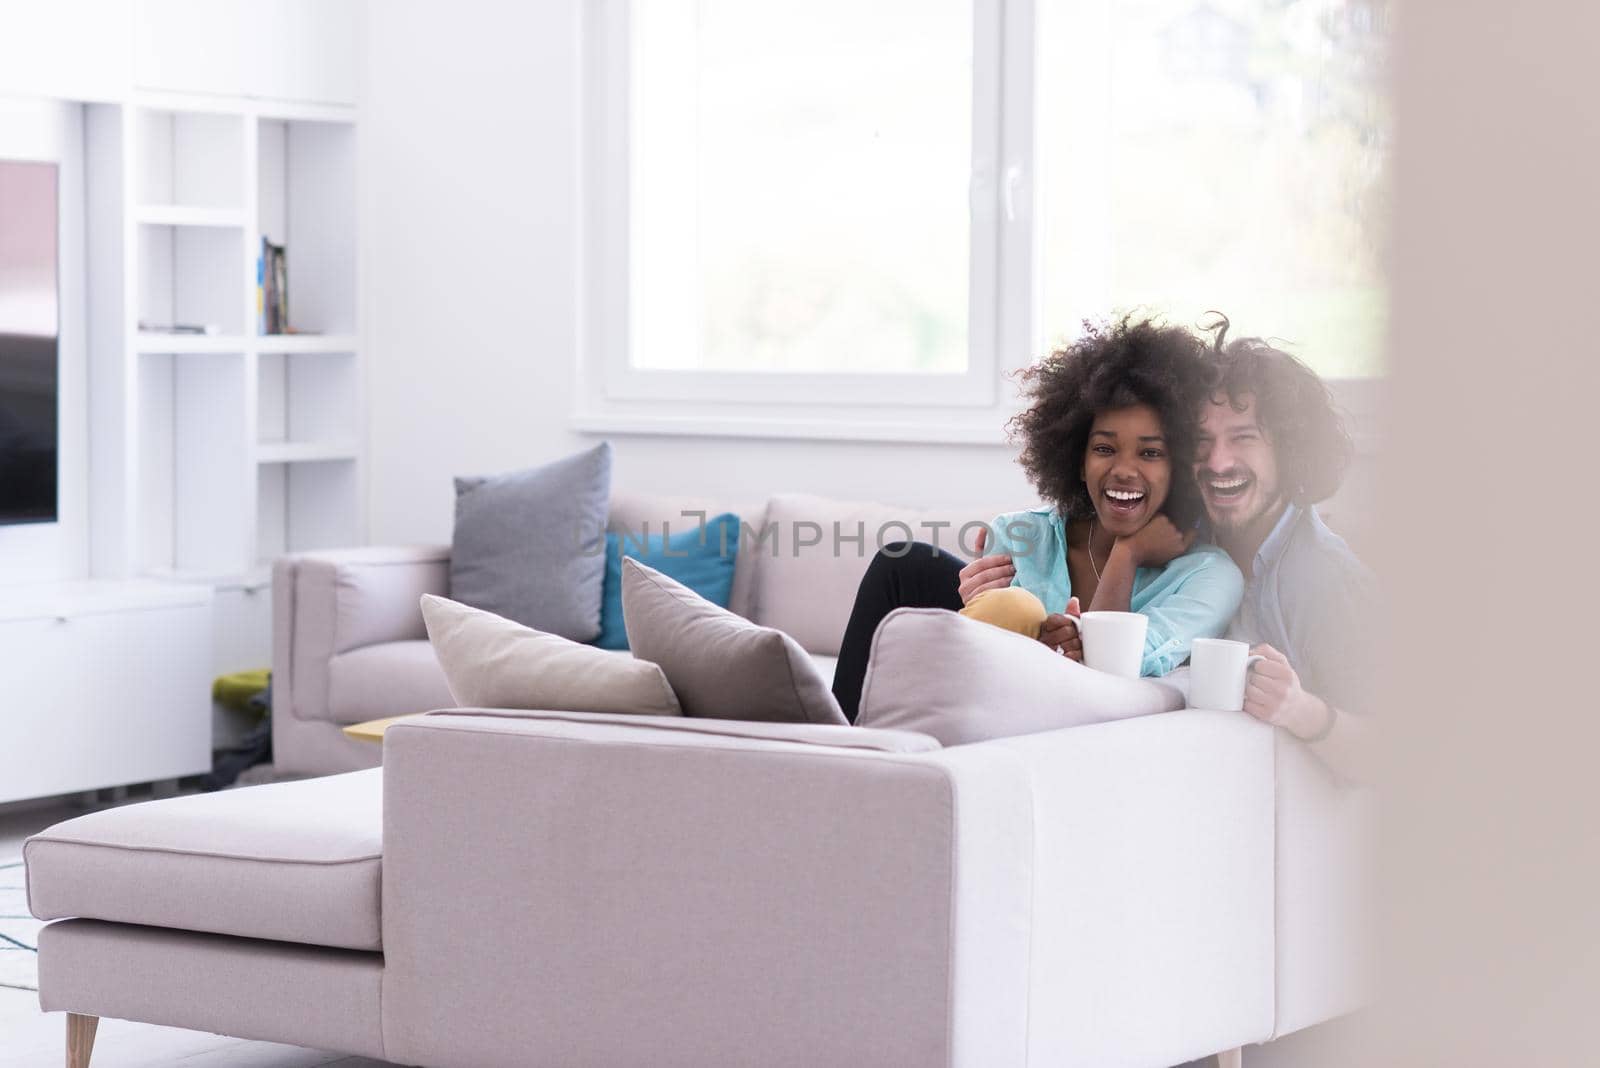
[988,507,1244,677]
[1227,502,1375,714]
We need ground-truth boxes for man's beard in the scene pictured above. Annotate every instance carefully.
[1212,489,1284,535]
[1204,470,1284,535]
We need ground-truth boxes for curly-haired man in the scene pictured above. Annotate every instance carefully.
[1196,321,1375,779]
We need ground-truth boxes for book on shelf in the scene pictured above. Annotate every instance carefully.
[257,238,290,335]
[137,321,220,336]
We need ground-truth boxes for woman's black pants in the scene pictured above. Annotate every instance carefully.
[831,541,965,724]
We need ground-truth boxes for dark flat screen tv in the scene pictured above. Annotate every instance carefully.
[0,159,59,526]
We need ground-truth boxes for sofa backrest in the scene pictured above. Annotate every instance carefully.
[749,493,1016,655]
[610,490,1016,656]
[606,492,769,620]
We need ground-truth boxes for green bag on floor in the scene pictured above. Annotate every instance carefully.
[213,669,271,716]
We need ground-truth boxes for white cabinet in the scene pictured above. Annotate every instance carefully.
[211,582,272,677]
[0,0,132,103]
[247,0,363,106]
[0,582,213,804]
[210,580,272,750]
[133,0,362,105]
[132,0,250,98]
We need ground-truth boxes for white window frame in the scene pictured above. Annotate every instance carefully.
[576,0,1038,443]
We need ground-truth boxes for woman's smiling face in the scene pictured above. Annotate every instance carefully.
[1080,404,1173,537]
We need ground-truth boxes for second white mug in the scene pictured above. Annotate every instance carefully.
[1188,637,1265,712]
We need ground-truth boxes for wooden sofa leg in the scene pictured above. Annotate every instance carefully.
[1217,1048,1243,1068]
[66,1013,98,1068]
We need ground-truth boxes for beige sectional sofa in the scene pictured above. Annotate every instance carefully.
[25,490,1372,1066]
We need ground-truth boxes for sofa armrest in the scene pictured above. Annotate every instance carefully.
[379,711,1032,1068]
[983,709,1277,1067]
[1272,729,1376,1039]
[271,545,449,731]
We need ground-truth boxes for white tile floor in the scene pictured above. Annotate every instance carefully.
[0,997,395,1068]
[0,799,400,1068]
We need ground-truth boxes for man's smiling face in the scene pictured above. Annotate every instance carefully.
[1195,392,1283,534]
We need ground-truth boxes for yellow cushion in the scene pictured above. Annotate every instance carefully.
[959,586,1047,639]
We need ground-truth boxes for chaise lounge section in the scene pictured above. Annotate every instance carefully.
[29,705,1284,1067]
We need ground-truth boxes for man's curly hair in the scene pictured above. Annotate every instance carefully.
[1008,316,1212,528]
[1201,316,1353,505]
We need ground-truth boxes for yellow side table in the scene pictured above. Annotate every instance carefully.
[341,714,427,743]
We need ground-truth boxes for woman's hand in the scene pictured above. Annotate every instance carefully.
[957,526,1016,605]
[1114,514,1195,569]
[1038,596,1083,661]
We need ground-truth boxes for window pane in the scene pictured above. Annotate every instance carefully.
[1037,0,1391,377]
[631,0,972,374]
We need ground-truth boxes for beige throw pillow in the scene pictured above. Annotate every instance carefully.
[420,594,681,717]
[856,607,1186,745]
[620,557,847,725]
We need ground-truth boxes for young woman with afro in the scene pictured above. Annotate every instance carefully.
[831,316,1243,723]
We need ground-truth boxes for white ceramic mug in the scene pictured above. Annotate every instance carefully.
[1076,611,1148,679]
[1188,638,1266,712]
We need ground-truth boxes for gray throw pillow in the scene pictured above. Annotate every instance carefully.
[450,442,611,641]
[621,557,846,725]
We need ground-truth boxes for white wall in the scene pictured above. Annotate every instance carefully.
[360,0,1371,548]
[360,0,1031,546]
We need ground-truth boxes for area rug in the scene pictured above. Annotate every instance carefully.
[0,858,39,991]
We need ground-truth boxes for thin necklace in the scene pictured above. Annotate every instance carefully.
[1087,518,1102,581]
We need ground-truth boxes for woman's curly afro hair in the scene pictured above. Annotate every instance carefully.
[1008,315,1212,529]
[1201,316,1353,506]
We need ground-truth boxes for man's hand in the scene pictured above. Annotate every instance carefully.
[958,526,1016,605]
[1244,644,1331,740]
[1038,596,1083,661]
[1114,514,1196,569]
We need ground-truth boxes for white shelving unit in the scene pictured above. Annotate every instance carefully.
[256,442,361,464]
[133,205,248,227]
[256,332,360,354]
[132,332,252,354]
[91,93,363,586]
[252,105,362,573]
[0,0,364,801]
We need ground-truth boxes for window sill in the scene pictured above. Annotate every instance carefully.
[570,409,1013,446]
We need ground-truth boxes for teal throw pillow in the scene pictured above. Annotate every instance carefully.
[594,512,740,650]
